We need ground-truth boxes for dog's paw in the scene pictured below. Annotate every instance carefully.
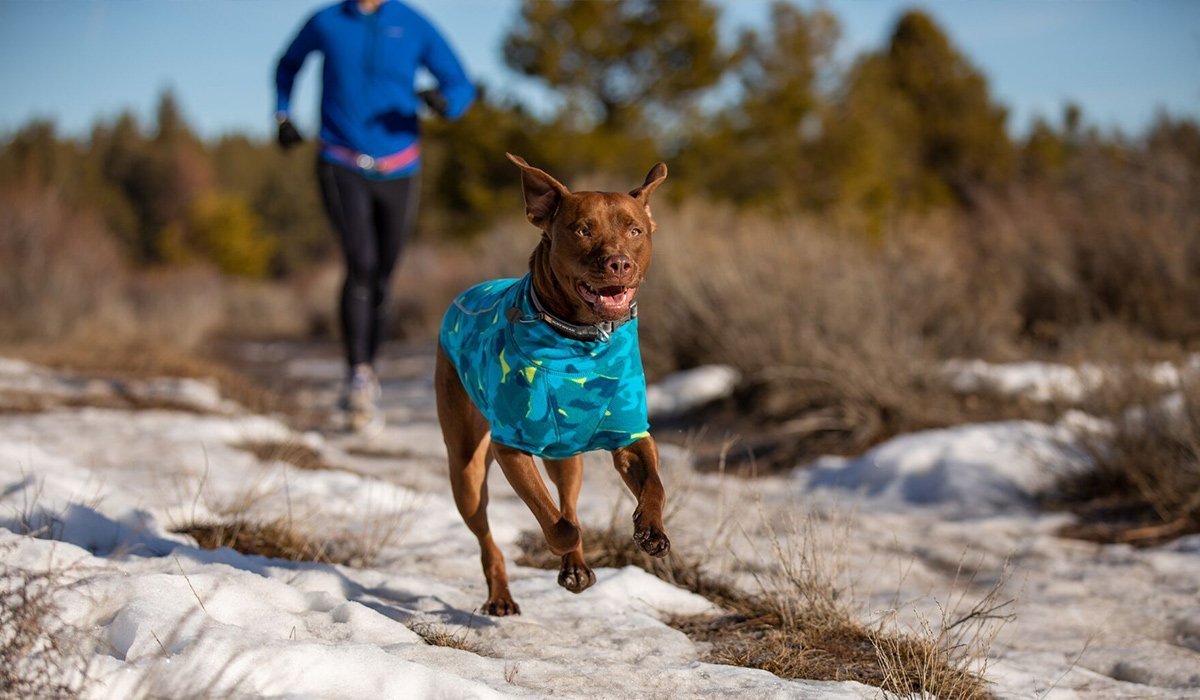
[557,558,596,594]
[483,596,521,616]
[633,525,671,558]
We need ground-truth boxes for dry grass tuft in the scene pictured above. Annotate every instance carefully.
[174,509,404,569]
[175,517,396,569]
[0,389,133,415]
[174,518,331,563]
[518,510,1002,697]
[872,560,1013,699]
[1047,376,1200,546]
[406,620,484,654]
[0,547,90,697]
[234,440,345,473]
[9,342,284,417]
[671,516,1001,698]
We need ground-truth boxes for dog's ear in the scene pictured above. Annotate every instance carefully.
[507,153,569,230]
[629,162,668,230]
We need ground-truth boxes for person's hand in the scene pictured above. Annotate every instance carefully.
[419,89,449,118]
[277,117,303,150]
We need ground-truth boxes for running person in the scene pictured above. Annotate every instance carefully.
[274,0,475,431]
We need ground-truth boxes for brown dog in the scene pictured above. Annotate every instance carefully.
[435,153,670,615]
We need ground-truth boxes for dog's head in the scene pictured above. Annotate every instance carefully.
[507,153,668,325]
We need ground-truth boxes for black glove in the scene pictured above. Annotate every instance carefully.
[277,118,303,150]
[419,89,449,118]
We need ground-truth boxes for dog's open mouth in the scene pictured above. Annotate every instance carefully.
[577,282,637,317]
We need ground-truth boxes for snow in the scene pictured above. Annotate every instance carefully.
[2,350,1198,698]
[802,418,1085,517]
[942,355,1200,403]
[646,365,739,418]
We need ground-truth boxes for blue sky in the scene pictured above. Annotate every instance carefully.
[1,0,1197,141]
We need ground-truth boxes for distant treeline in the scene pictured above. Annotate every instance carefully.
[1,1,1198,280]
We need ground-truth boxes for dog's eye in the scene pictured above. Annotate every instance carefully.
[576,226,590,237]
[630,227,643,237]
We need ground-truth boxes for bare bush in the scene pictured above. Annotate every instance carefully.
[122,265,226,349]
[216,277,313,339]
[1049,376,1200,545]
[0,189,128,344]
[388,221,534,340]
[637,204,1028,470]
[0,546,90,698]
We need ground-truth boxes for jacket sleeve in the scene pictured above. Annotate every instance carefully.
[274,14,320,116]
[418,18,476,120]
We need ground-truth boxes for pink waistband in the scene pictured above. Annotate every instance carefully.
[322,142,420,175]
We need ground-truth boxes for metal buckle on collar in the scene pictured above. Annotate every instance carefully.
[355,153,376,170]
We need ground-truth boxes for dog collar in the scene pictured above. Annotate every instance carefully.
[507,277,636,343]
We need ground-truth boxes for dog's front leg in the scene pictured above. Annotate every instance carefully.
[611,436,671,557]
[544,456,596,593]
[492,442,582,556]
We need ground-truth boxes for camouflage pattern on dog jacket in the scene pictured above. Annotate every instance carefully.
[439,275,649,458]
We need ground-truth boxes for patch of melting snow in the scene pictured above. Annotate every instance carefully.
[1,354,1198,699]
[800,417,1089,517]
[941,354,1200,403]
[646,364,740,418]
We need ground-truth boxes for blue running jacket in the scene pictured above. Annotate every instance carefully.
[275,0,475,176]
[440,276,651,459]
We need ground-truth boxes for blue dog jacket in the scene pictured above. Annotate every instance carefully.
[439,275,650,459]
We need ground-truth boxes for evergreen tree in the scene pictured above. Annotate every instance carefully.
[503,0,728,137]
[682,2,839,208]
[882,10,1013,202]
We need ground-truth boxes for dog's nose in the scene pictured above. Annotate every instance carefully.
[605,255,634,278]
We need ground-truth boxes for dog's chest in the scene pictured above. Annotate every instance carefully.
[439,277,649,458]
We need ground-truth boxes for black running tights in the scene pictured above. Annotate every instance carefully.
[317,161,420,371]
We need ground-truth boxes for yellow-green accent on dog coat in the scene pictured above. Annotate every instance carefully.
[439,275,650,458]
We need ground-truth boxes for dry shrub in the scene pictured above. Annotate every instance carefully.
[215,277,313,339]
[0,188,128,343]
[388,221,533,341]
[122,266,226,349]
[1048,375,1200,546]
[0,546,90,697]
[966,185,1200,350]
[636,189,1199,471]
[638,203,1032,471]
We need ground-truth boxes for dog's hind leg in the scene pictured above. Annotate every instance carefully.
[611,436,671,558]
[543,456,595,593]
[435,346,519,616]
